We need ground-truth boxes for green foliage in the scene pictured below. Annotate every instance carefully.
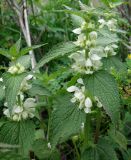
[0,120,35,155]
[82,138,118,160]
[84,71,120,123]
[49,91,86,148]
[35,42,78,70]
[32,140,60,160]
[3,73,27,111]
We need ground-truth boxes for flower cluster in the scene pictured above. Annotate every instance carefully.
[3,98,36,121]
[67,78,103,113]
[98,18,117,31]
[8,63,25,74]
[3,72,35,121]
[69,17,118,75]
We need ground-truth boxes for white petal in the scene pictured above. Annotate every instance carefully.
[67,86,78,92]
[84,107,91,113]
[22,111,28,119]
[77,78,84,85]
[90,54,101,61]
[14,106,23,113]
[85,59,92,67]
[72,28,81,34]
[24,98,36,108]
[0,78,3,82]
[89,31,97,40]
[74,91,85,100]
[25,74,33,80]
[71,97,77,103]
[3,109,10,118]
[85,97,92,108]
[98,19,105,24]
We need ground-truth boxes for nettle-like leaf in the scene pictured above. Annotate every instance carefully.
[0,82,5,102]
[102,56,127,75]
[108,128,127,150]
[81,138,118,160]
[28,83,51,97]
[84,71,120,123]
[35,42,78,70]
[0,151,28,160]
[49,91,86,148]
[3,73,27,111]
[9,38,21,57]
[32,140,60,160]
[0,120,35,155]
[97,29,119,46]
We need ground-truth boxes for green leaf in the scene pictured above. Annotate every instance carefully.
[3,73,27,111]
[81,138,118,160]
[28,84,51,96]
[0,48,11,59]
[97,138,118,160]
[102,56,127,75]
[16,55,31,69]
[0,151,28,160]
[81,147,100,160]
[84,71,120,123]
[32,140,60,160]
[108,127,127,150]
[0,120,35,155]
[49,91,86,148]
[35,42,78,70]
[0,82,5,102]
[19,44,46,56]
[9,38,21,57]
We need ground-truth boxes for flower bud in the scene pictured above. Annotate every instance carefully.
[89,31,97,40]
[8,66,18,74]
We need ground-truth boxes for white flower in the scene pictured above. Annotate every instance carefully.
[95,96,103,108]
[107,18,117,30]
[85,59,92,67]
[67,86,79,92]
[14,106,23,113]
[0,78,3,82]
[72,28,81,34]
[74,34,86,47]
[3,109,10,118]
[89,31,97,40]
[85,97,92,108]
[8,65,18,74]
[77,78,84,85]
[8,63,25,74]
[84,107,91,113]
[74,91,85,101]
[98,19,106,28]
[24,98,36,108]
[22,111,28,119]
[2,86,6,90]
[12,114,20,121]
[47,142,51,149]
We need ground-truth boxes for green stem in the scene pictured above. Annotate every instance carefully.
[84,114,91,147]
[94,110,101,144]
[72,139,80,160]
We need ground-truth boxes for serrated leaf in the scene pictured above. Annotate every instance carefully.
[102,56,127,75]
[35,42,78,70]
[81,147,100,160]
[0,82,5,102]
[0,151,28,160]
[32,140,60,160]
[19,44,45,56]
[49,91,86,148]
[28,84,51,96]
[9,38,21,57]
[84,71,120,123]
[16,55,31,69]
[108,128,127,150]
[97,138,118,160]
[82,138,118,160]
[0,48,11,59]
[3,73,27,111]
[0,120,35,155]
